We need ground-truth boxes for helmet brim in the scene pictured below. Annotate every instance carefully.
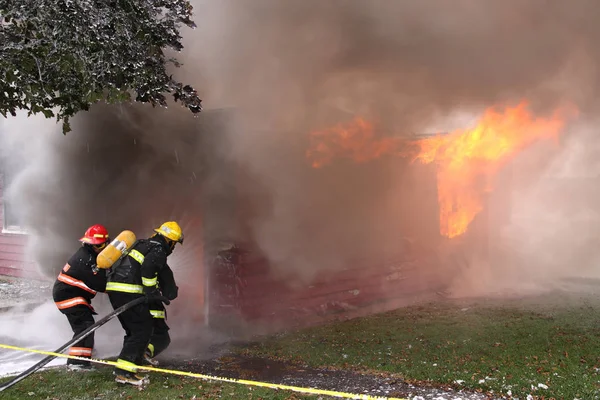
[80,237,109,245]
[154,229,183,244]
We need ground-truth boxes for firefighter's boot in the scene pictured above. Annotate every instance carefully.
[113,370,150,386]
[143,350,159,367]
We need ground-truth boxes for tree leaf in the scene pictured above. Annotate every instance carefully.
[0,0,202,132]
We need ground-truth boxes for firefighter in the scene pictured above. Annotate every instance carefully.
[52,224,110,371]
[106,221,183,386]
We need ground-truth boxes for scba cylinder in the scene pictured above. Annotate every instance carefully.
[96,230,137,269]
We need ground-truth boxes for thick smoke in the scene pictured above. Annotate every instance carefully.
[1,0,599,318]
[479,120,600,293]
[178,0,600,291]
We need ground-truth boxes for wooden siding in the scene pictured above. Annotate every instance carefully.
[206,242,452,335]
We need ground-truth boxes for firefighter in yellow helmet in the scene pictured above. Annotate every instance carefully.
[105,221,183,386]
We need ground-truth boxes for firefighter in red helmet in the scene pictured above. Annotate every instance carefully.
[52,224,110,371]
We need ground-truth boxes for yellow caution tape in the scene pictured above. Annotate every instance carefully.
[0,343,407,400]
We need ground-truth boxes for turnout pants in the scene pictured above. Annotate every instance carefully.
[147,301,171,358]
[64,307,96,366]
[108,292,153,373]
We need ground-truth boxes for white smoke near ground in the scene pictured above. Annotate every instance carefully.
[0,299,124,377]
[0,303,71,376]
[0,0,599,352]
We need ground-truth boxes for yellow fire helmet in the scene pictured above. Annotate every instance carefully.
[154,221,184,244]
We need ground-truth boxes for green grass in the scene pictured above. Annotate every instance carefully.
[0,367,316,400]
[238,291,600,399]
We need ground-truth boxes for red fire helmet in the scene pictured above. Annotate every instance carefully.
[79,224,109,245]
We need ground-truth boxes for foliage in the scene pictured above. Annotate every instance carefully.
[0,0,202,133]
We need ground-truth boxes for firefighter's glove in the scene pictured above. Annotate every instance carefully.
[162,285,178,301]
[145,293,171,306]
[143,287,171,305]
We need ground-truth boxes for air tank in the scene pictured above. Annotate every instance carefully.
[96,230,137,269]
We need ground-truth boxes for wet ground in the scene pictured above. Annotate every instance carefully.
[0,276,51,311]
[165,353,501,400]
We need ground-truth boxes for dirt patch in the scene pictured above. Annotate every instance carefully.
[164,354,500,400]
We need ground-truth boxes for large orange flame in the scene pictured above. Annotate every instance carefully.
[307,101,577,238]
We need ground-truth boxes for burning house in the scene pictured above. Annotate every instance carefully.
[0,94,582,339]
[0,93,581,340]
[204,100,582,334]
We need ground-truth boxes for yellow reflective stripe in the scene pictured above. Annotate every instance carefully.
[105,282,143,294]
[116,358,138,372]
[142,276,157,287]
[129,249,145,264]
[147,343,155,357]
[149,310,165,319]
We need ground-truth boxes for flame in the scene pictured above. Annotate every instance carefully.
[307,101,578,238]
[306,118,401,168]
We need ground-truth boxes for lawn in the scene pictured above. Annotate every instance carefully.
[0,368,317,400]
[238,290,600,399]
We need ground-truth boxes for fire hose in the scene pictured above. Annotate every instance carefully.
[0,295,166,392]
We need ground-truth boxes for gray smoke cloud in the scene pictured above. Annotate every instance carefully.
[0,0,599,319]
[177,0,600,292]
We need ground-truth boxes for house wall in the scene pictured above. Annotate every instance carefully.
[0,174,40,278]
[204,160,455,336]
[206,239,450,336]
